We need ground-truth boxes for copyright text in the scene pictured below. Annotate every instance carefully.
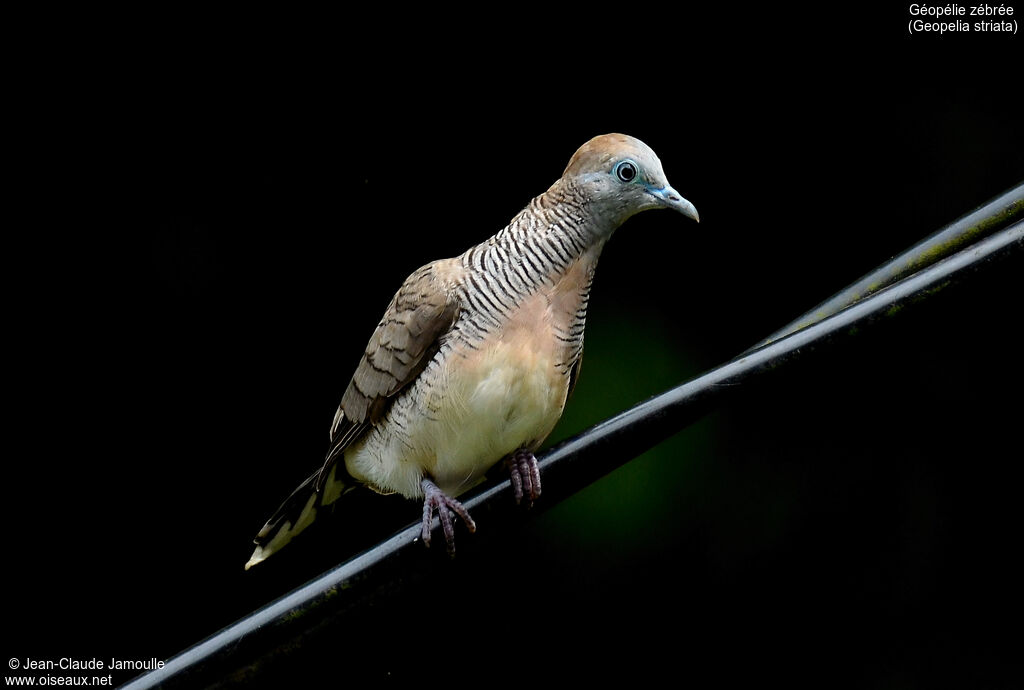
[6,658,165,686]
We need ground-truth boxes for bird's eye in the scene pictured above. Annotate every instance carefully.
[614,160,639,183]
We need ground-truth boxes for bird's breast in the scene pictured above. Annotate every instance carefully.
[422,292,570,488]
[346,252,596,499]
[463,302,568,428]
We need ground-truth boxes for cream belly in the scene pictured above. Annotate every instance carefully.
[344,323,568,499]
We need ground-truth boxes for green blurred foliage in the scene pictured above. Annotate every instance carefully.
[538,308,716,560]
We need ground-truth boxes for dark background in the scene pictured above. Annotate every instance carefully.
[9,8,1023,688]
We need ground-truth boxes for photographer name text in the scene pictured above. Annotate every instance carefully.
[11,658,164,672]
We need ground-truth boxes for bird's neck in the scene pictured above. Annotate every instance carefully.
[455,186,605,361]
[473,181,609,289]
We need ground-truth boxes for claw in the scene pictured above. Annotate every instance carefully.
[506,449,542,505]
[420,478,476,555]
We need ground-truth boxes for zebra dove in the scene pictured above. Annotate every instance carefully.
[245,133,698,569]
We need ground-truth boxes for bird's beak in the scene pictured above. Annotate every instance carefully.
[647,185,700,223]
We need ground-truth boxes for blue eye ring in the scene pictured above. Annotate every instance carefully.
[613,159,639,183]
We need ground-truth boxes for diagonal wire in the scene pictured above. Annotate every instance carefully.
[744,182,1023,354]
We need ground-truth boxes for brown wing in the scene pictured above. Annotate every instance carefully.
[317,261,460,490]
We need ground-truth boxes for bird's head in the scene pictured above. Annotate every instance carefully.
[560,133,699,234]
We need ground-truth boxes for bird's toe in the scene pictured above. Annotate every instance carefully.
[507,450,542,505]
[420,478,475,555]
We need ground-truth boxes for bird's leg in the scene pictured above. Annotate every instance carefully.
[505,448,542,505]
[420,477,476,555]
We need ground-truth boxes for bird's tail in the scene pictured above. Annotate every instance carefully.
[245,464,350,570]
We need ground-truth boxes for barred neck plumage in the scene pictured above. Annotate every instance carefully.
[460,179,604,293]
[453,179,604,351]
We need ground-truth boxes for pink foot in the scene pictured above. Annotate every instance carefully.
[506,449,542,505]
[420,477,476,555]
